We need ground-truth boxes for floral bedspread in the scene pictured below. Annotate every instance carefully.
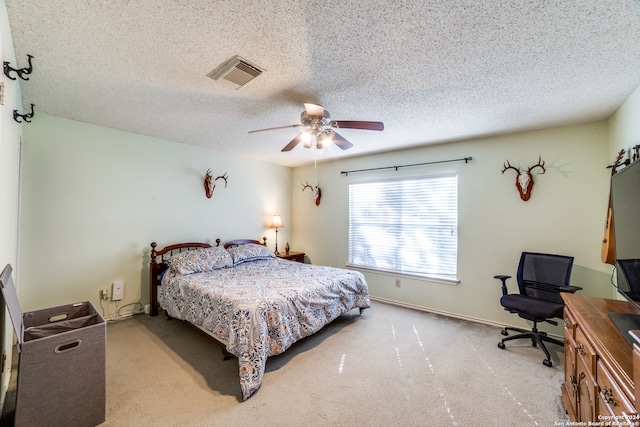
[159,258,370,400]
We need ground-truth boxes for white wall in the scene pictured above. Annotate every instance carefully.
[18,114,292,313]
[0,0,23,408]
[292,121,614,330]
[610,84,640,156]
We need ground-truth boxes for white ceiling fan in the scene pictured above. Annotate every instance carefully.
[248,103,384,152]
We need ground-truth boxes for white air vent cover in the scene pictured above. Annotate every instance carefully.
[208,56,264,88]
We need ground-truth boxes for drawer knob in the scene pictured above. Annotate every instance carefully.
[602,387,617,406]
[578,343,586,356]
[570,374,578,395]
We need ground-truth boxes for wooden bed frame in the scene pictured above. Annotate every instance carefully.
[149,237,267,317]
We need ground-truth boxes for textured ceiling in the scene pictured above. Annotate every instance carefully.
[6,1,640,167]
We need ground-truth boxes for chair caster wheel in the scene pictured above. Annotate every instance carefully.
[498,342,505,349]
[543,359,552,367]
[501,329,508,336]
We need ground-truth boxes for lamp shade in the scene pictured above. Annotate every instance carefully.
[271,215,284,229]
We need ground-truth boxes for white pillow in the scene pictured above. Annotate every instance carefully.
[227,244,275,265]
[167,247,233,275]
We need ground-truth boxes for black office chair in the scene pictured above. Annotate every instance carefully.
[494,252,581,367]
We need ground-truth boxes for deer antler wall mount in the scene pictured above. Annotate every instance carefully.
[301,181,322,206]
[204,169,228,198]
[501,156,546,201]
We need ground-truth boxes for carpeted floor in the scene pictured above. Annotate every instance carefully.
[3,301,569,426]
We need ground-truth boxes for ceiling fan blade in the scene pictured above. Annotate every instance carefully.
[304,103,324,118]
[248,124,304,134]
[281,132,306,152]
[327,130,353,150]
[331,120,384,131]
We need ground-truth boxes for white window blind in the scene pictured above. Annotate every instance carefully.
[348,174,458,280]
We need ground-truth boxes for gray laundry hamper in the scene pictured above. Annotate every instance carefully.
[0,264,106,427]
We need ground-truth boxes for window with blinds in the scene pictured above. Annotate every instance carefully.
[348,173,458,281]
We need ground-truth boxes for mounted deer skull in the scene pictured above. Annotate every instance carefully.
[501,156,546,201]
[204,169,228,198]
[301,181,322,206]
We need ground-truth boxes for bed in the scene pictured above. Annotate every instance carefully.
[149,238,370,400]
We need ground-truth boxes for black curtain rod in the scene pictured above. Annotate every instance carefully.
[340,156,473,176]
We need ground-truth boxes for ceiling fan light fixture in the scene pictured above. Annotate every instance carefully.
[316,131,331,150]
[302,130,313,148]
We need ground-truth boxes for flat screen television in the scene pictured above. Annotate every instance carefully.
[609,157,640,344]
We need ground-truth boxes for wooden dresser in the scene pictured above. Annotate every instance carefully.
[561,293,640,422]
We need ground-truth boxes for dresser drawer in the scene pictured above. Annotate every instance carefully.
[575,326,597,374]
[596,361,636,419]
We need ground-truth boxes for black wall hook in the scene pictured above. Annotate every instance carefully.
[14,104,35,123]
[4,54,34,80]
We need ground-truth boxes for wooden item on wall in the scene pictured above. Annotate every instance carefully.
[601,149,626,265]
[501,156,546,201]
[301,180,321,206]
[204,169,228,198]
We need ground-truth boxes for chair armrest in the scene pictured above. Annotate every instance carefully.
[494,275,512,296]
[558,285,582,293]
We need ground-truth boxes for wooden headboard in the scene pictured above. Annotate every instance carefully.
[224,237,267,249]
[148,237,267,317]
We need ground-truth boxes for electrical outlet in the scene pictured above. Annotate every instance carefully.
[101,288,109,300]
[395,279,401,288]
[112,281,124,301]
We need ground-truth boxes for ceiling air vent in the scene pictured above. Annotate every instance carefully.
[208,56,264,89]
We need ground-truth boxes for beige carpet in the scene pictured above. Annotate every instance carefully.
[4,301,569,426]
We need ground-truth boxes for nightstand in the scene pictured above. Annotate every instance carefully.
[276,251,305,263]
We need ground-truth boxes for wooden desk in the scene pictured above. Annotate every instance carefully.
[561,293,639,422]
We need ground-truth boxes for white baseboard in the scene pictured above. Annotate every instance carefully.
[104,310,144,322]
[368,296,564,340]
